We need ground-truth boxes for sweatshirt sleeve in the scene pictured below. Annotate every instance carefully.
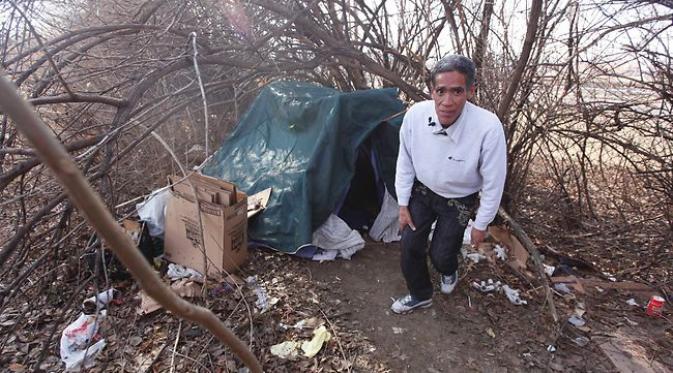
[473,124,507,231]
[395,111,416,206]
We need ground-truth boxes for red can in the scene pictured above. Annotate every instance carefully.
[646,295,665,317]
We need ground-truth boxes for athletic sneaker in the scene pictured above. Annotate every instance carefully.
[390,294,432,314]
[440,270,458,294]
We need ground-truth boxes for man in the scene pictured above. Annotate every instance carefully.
[391,55,507,314]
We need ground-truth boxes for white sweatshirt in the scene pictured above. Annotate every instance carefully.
[395,100,507,231]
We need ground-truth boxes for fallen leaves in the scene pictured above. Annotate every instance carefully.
[8,363,26,372]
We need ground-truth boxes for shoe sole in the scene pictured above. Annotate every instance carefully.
[391,301,432,314]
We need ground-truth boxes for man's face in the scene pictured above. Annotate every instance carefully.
[431,71,475,126]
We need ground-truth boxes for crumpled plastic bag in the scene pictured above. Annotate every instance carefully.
[246,276,278,313]
[167,263,204,283]
[462,220,474,244]
[60,311,107,371]
[568,315,586,327]
[543,264,555,277]
[136,188,170,237]
[494,245,507,261]
[553,283,572,294]
[502,285,527,305]
[60,288,116,370]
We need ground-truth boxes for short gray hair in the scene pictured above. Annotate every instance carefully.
[430,55,476,88]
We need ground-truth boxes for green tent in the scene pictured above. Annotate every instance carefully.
[202,81,404,253]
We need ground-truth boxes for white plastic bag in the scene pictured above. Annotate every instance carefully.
[60,311,107,371]
[82,288,117,312]
[60,288,116,370]
[136,188,170,237]
[462,219,474,244]
[166,263,204,283]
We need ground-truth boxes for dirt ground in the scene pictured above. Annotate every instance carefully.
[305,241,617,373]
[2,235,671,372]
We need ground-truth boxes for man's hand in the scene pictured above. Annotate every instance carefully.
[399,206,416,232]
[470,227,487,247]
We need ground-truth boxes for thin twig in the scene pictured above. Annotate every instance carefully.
[150,132,186,176]
[169,320,183,373]
[319,307,351,373]
[190,32,210,157]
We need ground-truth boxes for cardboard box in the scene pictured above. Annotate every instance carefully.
[164,173,248,277]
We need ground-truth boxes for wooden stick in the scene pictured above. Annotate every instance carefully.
[497,207,560,328]
[0,69,263,373]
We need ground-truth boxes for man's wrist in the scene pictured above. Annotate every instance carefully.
[472,223,488,231]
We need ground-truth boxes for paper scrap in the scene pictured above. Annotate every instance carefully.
[392,327,405,334]
[471,279,502,293]
[137,291,162,315]
[502,285,527,305]
[494,245,507,261]
[488,225,529,270]
[247,188,272,218]
[301,325,332,358]
[466,252,487,263]
[270,341,300,360]
[171,279,202,298]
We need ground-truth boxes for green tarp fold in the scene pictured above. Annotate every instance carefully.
[202,81,404,253]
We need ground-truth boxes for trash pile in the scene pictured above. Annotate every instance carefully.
[460,222,531,307]
[461,219,669,368]
[57,174,263,370]
[137,263,209,315]
[51,172,393,371]
[53,247,376,371]
[50,172,670,371]
[471,279,528,306]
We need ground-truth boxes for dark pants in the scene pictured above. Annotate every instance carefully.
[401,181,477,300]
